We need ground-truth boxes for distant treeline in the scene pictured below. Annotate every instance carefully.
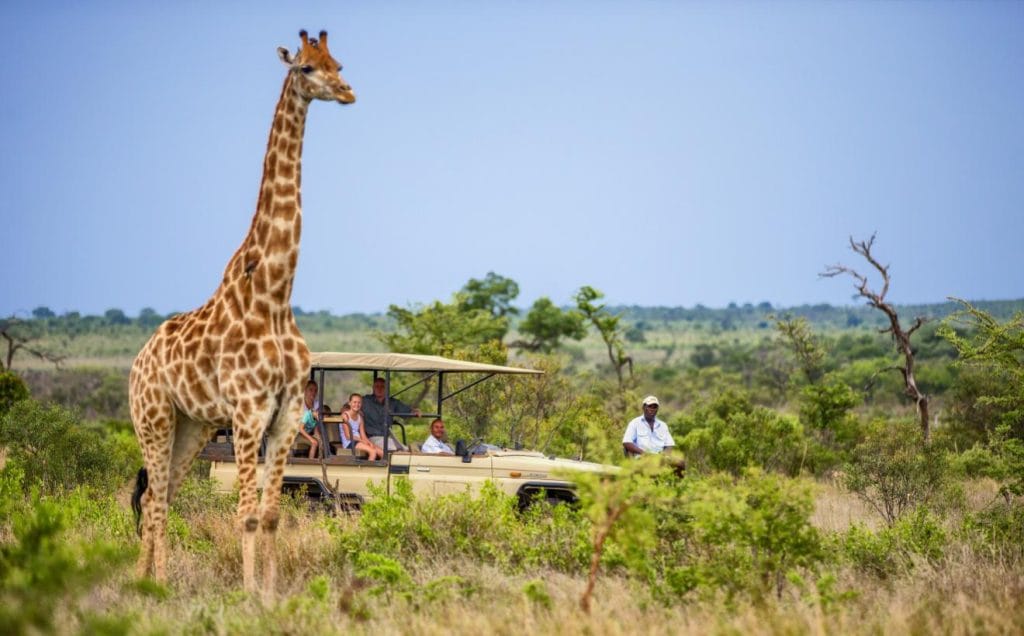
[17,298,1024,334]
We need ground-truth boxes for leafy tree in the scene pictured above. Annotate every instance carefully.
[458,271,520,318]
[771,314,826,384]
[380,300,507,358]
[939,298,1024,439]
[138,307,163,330]
[515,297,586,353]
[573,286,633,391]
[0,400,136,495]
[843,418,952,525]
[103,308,130,326]
[31,307,55,319]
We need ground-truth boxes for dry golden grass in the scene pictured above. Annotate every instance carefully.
[55,478,1022,635]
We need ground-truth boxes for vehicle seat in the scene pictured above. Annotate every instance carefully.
[410,442,422,453]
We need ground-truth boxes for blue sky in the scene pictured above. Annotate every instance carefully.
[2,1,1022,318]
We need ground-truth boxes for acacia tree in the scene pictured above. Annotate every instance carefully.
[0,317,65,371]
[573,286,633,391]
[821,234,931,441]
[769,314,825,385]
[513,297,587,353]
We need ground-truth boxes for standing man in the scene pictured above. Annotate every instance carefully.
[421,418,455,455]
[363,377,421,452]
[622,395,676,456]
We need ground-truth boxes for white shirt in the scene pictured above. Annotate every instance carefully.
[622,415,675,454]
[421,435,454,454]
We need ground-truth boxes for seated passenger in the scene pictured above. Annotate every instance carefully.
[345,393,384,461]
[297,380,322,458]
[362,378,419,451]
[421,418,454,455]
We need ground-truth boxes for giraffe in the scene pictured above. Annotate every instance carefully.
[129,29,355,599]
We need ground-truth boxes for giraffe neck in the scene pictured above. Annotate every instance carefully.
[220,73,310,314]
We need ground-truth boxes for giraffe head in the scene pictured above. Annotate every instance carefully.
[277,30,356,105]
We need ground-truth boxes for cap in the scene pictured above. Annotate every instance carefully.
[642,395,660,407]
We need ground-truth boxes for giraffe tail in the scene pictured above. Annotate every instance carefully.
[131,467,148,537]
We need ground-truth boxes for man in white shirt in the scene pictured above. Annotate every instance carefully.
[421,418,455,455]
[622,395,676,457]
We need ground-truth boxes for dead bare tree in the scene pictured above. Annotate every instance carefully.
[820,234,931,442]
[0,317,66,371]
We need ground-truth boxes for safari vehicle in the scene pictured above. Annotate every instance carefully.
[198,352,613,510]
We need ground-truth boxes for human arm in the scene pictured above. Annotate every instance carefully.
[622,419,644,456]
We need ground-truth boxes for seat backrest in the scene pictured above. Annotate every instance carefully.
[410,442,422,453]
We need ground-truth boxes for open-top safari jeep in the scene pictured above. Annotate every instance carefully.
[198,352,613,510]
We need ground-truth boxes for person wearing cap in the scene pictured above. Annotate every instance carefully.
[622,395,676,456]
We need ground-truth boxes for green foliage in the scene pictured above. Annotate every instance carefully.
[334,479,590,573]
[355,552,413,599]
[574,286,633,390]
[522,579,553,609]
[0,370,29,415]
[676,388,807,476]
[517,297,587,353]
[0,466,131,635]
[940,299,1024,438]
[458,271,520,318]
[0,399,137,495]
[843,418,955,525]
[667,469,824,601]
[797,379,862,473]
[836,507,948,579]
[772,314,826,384]
[381,300,508,358]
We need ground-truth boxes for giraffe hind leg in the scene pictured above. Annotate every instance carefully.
[131,390,176,583]
[167,417,213,502]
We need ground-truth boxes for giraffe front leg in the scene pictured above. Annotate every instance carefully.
[258,396,304,603]
[232,424,262,594]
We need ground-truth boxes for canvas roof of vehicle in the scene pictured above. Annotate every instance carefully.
[309,352,543,375]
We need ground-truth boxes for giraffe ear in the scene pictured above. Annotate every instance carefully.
[277,47,294,66]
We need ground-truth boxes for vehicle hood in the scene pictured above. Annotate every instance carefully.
[489,450,617,476]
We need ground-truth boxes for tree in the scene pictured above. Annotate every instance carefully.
[939,298,1024,439]
[573,286,633,391]
[821,234,932,441]
[380,301,507,358]
[514,297,586,353]
[0,318,64,371]
[31,307,54,319]
[458,272,520,318]
[770,314,826,385]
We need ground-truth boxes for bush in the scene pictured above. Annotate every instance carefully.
[0,371,29,415]
[664,469,824,601]
[675,388,807,476]
[844,418,955,525]
[0,399,135,495]
[333,479,590,574]
[0,466,131,634]
[836,507,948,579]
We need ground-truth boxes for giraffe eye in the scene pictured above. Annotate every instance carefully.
[300,65,314,74]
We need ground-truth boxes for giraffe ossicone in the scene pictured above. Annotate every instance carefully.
[129,29,354,601]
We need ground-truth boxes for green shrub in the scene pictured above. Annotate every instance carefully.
[676,388,807,476]
[836,507,948,579]
[0,466,131,635]
[667,469,824,601]
[0,371,29,415]
[333,479,590,574]
[844,418,954,525]
[0,399,134,495]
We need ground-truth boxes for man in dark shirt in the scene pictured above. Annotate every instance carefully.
[363,377,421,451]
